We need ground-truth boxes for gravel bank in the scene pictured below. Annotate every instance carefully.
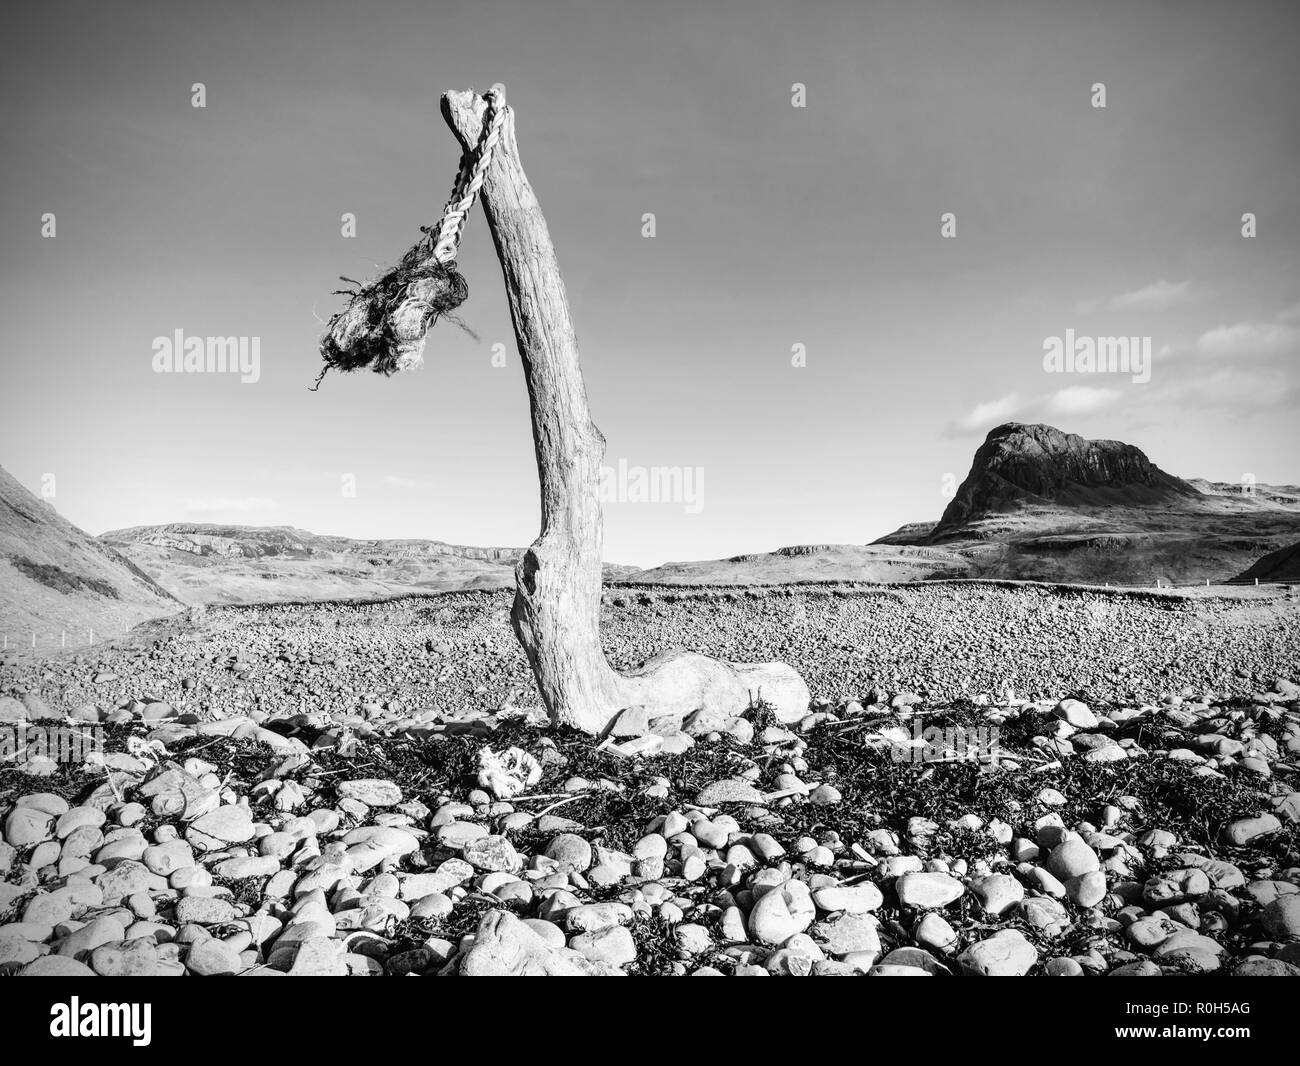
[3,583,1296,721]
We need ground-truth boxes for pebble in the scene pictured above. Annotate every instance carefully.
[1224,814,1281,847]
[959,929,1038,976]
[972,874,1024,916]
[337,779,402,806]
[748,881,816,944]
[696,779,766,805]
[812,883,883,914]
[896,871,965,909]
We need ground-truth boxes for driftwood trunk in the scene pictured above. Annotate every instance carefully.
[441,90,809,734]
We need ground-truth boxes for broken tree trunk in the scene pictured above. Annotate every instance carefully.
[440,89,810,734]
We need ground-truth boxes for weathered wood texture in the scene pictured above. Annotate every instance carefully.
[441,89,809,733]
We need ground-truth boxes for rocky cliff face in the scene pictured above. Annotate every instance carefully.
[934,422,1199,535]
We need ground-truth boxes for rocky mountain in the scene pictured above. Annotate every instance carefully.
[876,423,1300,585]
[101,524,640,604]
[932,423,1200,535]
[0,466,182,650]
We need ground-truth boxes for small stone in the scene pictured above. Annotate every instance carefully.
[1126,915,1183,949]
[288,936,348,976]
[5,806,54,848]
[814,913,881,960]
[1230,956,1300,977]
[1261,895,1300,938]
[1153,930,1224,973]
[972,874,1024,916]
[337,779,402,807]
[695,779,766,806]
[1055,698,1098,728]
[187,938,241,976]
[896,872,964,909]
[543,833,593,872]
[463,835,521,873]
[435,821,488,848]
[1046,836,1101,881]
[1224,814,1281,847]
[186,806,255,851]
[175,896,237,926]
[569,925,636,967]
[675,923,714,955]
[915,912,958,953]
[959,929,1038,976]
[1020,897,1071,937]
[20,956,96,976]
[813,883,883,914]
[212,855,280,880]
[1067,870,1108,908]
[748,881,816,944]
[564,902,633,934]
[90,939,164,976]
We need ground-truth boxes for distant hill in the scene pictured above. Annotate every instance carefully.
[874,423,1300,585]
[632,543,967,586]
[1234,541,1300,583]
[101,523,640,604]
[0,466,182,649]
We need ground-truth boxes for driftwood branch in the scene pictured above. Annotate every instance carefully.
[440,89,810,734]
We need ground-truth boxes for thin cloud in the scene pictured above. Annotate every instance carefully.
[1076,279,1192,314]
[955,393,1023,432]
[953,386,1121,434]
[1167,366,1299,412]
[1112,280,1192,310]
[1194,321,1299,359]
[181,496,278,516]
[1045,385,1121,415]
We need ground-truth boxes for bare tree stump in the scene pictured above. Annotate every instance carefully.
[441,89,810,734]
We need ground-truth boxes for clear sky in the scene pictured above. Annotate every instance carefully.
[2,0,1297,567]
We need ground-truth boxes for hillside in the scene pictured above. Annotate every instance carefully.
[632,543,967,585]
[1235,541,1300,583]
[101,524,640,604]
[0,466,182,649]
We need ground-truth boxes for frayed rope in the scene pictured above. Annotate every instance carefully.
[311,87,507,391]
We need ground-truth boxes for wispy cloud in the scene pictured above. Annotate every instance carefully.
[1076,279,1192,314]
[1044,385,1121,415]
[1194,320,1299,359]
[1111,280,1192,310]
[181,496,278,516]
[955,393,1023,432]
[1167,366,1299,412]
[952,386,1121,433]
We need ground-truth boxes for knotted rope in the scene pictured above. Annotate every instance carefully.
[312,87,508,389]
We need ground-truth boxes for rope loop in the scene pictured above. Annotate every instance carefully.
[431,86,507,263]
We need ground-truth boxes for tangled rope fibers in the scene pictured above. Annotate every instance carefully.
[312,88,507,389]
